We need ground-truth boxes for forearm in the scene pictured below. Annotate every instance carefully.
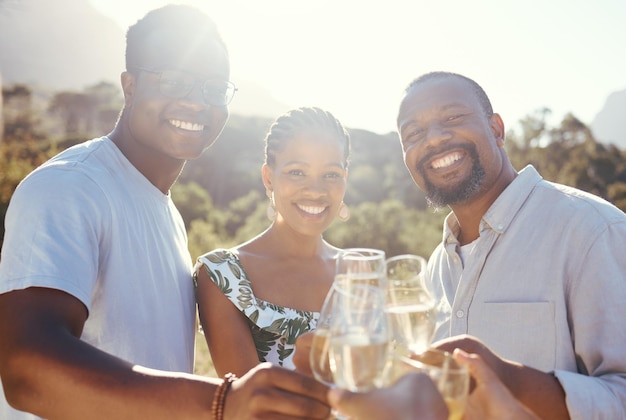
[44,370,218,420]
[0,288,219,419]
[503,362,569,420]
[2,336,220,419]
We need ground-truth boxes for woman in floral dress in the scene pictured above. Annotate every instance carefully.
[194,107,351,376]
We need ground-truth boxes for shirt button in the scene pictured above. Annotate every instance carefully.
[456,310,464,318]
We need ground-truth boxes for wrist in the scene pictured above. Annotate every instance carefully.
[211,372,238,420]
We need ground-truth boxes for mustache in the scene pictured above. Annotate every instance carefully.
[416,143,476,170]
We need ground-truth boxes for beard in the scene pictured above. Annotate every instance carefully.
[418,143,485,209]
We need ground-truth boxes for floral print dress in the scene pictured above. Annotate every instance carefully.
[193,248,319,370]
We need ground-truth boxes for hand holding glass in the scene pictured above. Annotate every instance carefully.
[398,349,470,420]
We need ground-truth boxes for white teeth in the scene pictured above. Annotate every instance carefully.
[431,152,462,169]
[298,204,326,215]
[169,119,204,131]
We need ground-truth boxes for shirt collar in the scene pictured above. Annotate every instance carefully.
[442,164,543,244]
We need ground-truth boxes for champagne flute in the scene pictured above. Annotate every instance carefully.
[335,248,387,290]
[311,281,385,419]
[385,254,436,356]
[311,248,388,389]
[399,349,470,420]
[328,283,391,392]
[310,248,386,386]
[310,284,339,386]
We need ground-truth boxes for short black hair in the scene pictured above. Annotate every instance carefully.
[125,4,227,71]
[404,71,494,118]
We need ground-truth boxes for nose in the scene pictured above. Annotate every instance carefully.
[424,121,452,148]
[302,177,328,197]
[178,83,208,109]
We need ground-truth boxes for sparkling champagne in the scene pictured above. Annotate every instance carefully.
[445,397,466,420]
[334,272,385,289]
[310,327,333,385]
[329,333,389,392]
[386,302,436,354]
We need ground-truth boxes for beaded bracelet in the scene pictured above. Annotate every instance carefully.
[211,372,238,420]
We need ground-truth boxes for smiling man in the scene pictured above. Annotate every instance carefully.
[0,5,329,420]
[397,71,626,419]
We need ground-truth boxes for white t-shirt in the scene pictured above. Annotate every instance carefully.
[0,137,196,419]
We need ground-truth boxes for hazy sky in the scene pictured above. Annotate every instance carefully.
[89,0,626,135]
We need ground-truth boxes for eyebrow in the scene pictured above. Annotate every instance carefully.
[284,160,346,169]
[399,103,471,132]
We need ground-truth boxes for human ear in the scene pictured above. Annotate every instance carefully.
[490,113,505,146]
[120,71,135,107]
[261,164,273,190]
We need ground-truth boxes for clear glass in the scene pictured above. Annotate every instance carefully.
[385,254,436,356]
[334,248,387,290]
[310,249,388,418]
[396,349,470,420]
[310,248,387,386]
[310,286,337,386]
[328,283,390,392]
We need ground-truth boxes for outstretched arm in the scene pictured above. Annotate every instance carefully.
[0,287,220,419]
[0,287,330,419]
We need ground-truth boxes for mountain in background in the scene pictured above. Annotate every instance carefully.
[0,0,290,120]
[0,0,124,90]
[0,0,624,141]
[591,89,626,150]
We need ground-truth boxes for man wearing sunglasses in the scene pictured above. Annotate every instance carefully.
[0,5,329,419]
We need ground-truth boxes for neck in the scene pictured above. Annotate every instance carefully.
[450,161,518,246]
[107,122,186,195]
[264,223,332,258]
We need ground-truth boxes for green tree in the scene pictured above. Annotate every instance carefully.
[325,200,446,258]
[607,182,626,211]
[187,219,230,261]
[0,133,57,246]
[47,82,123,137]
[48,91,98,135]
[172,181,216,227]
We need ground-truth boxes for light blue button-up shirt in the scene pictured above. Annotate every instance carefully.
[428,165,626,419]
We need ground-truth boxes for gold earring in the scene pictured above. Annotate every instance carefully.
[338,202,350,222]
[266,190,276,221]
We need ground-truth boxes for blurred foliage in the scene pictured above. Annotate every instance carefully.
[2,83,626,259]
[194,330,217,377]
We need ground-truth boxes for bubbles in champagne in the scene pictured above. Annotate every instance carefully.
[329,333,390,392]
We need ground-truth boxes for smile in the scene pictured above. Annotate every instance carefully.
[297,204,326,215]
[168,119,205,132]
[430,151,463,169]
